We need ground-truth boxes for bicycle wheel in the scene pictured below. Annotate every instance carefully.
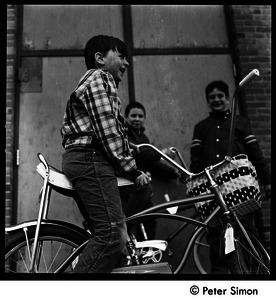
[193,228,270,274]
[193,230,211,274]
[234,230,270,274]
[5,225,87,273]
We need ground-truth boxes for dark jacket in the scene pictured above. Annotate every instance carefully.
[127,125,178,179]
[190,110,270,185]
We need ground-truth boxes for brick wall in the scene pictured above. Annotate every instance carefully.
[6,4,17,226]
[231,5,271,250]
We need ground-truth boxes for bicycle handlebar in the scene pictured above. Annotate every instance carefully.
[136,143,229,180]
[169,147,190,171]
[135,143,193,177]
[227,69,260,157]
[129,142,139,153]
[239,69,259,88]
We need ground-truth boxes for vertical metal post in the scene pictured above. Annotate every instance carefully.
[29,170,49,272]
[122,5,136,103]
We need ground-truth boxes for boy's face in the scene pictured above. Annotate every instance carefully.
[207,88,229,112]
[126,108,145,130]
[102,48,129,86]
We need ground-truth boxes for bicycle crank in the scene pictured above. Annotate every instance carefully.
[140,247,163,263]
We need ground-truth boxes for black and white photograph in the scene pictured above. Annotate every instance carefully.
[4,4,272,298]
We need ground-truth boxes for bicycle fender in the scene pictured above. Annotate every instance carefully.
[5,219,91,239]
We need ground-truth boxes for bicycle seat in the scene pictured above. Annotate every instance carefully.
[36,162,75,191]
[36,162,134,192]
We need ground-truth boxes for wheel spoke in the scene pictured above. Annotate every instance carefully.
[20,250,30,272]
[23,227,32,262]
[46,241,64,272]
[235,238,270,274]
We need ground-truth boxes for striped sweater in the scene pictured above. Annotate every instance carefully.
[190,110,270,185]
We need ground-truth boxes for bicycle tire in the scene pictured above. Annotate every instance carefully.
[193,228,270,274]
[234,230,270,274]
[5,224,87,273]
[193,230,211,274]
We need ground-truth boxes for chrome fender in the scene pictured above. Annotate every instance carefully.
[5,219,91,240]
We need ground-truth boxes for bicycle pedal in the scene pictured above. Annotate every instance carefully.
[135,240,167,251]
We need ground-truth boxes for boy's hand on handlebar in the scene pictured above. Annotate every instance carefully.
[135,171,151,186]
[129,142,139,155]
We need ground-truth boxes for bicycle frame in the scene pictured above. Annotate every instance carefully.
[51,189,221,273]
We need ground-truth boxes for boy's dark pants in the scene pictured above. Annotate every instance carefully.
[62,147,127,273]
[120,183,156,240]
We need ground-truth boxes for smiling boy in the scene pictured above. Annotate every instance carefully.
[60,35,150,273]
[190,80,270,187]
[190,80,270,273]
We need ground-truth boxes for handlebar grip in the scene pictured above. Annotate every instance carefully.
[239,69,259,88]
[129,142,140,153]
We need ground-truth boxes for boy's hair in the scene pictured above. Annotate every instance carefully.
[84,35,128,70]
[125,102,146,118]
[205,80,229,101]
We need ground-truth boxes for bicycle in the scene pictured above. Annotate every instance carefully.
[5,69,270,274]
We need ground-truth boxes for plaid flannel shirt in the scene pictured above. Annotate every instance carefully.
[61,69,137,174]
